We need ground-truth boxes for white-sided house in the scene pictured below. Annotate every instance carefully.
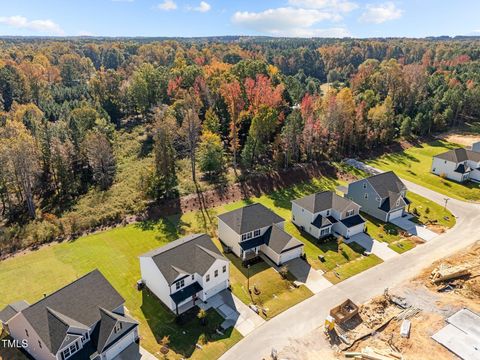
[291,191,366,240]
[431,146,480,183]
[140,234,230,315]
[346,171,410,223]
[217,203,304,266]
[0,270,139,360]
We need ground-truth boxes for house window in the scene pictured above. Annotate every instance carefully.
[61,342,80,360]
[82,332,89,343]
[222,265,226,273]
[206,274,210,282]
[253,229,261,237]
[246,232,252,239]
[363,183,367,189]
[38,340,42,348]
[326,210,330,216]
[25,329,29,337]
[241,234,247,241]
[320,228,330,237]
[364,193,368,199]
[292,215,295,221]
[214,270,218,278]
[192,274,195,280]
[346,209,354,217]
[175,279,185,290]
[396,200,400,206]
[114,322,123,334]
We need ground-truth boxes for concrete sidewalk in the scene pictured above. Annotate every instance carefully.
[286,258,333,294]
[390,215,438,241]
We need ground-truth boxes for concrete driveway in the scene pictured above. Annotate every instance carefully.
[347,232,399,261]
[113,343,157,360]
[390,216,438,241]
[199,289,265,336]
[285,258,333,294]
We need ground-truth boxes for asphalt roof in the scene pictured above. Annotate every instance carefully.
[311,214,332,229]
[95,308,138,353]
[365,171,407,198]
[140,234,227,285]
[238,224,303,254]
[0,300,29,323]
[292,191,357,214]
[340,214,365,228]
[379,191,408,212]
[454,163,472,174]
[21,269,125,353]
[217,203,284,234]
[170,282,203,305]
[435,148,480,163]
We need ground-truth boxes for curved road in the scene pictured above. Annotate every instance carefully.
[220,179,480,360]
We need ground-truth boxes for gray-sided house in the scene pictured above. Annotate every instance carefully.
[139,234,230,315]
[291,191,365,239]
[217,203,304,266]
[0,270,139,360]
[346,171,410,222]
[431,144,480,183]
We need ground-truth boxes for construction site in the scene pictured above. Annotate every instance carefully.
[277,241,480,360]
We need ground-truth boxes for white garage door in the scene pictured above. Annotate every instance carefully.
[204,280,228,299]
[104,330,136,360]
[280,247,303,265]
[388,209,404,221]
[347,223,365,237]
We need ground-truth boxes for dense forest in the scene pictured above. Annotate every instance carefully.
[1,36,480,253]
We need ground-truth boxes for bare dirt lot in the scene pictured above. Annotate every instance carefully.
[436,132,480,147]
[278,241,480,360]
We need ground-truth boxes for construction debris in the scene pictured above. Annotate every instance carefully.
[399,320,410,338]
[330,299,359,325]
[430,263,472,284]
[345,347,403,360]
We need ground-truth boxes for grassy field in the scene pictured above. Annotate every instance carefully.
[407,192,456,228]
[366,140,480,201]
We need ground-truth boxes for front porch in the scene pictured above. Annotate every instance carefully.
[170,282,203,315]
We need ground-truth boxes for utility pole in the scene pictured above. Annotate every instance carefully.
[444,198,450,210]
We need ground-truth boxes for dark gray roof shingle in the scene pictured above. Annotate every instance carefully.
[435,148,480,163]
[264,225,303,254]
[21,270,125,353]
[340,215,365,228]
[0,301,29,323]
[366,171,407,198]
[311,214,332,229]
[217,203,284,234]
[292,191,357,214]
[140,234,227,285]
[95,308,138,353]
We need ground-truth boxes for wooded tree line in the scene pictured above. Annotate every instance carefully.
[1,37,480,250]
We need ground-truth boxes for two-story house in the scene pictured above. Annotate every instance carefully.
[431,145,480,183]
[217,203,304,266]
[291,191,366,239]
[139,234,230,315]
[0,270,139,360]
[346,171,410,222]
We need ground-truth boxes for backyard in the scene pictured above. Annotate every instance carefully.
[366,140,480,201]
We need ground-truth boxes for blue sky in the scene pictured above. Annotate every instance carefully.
[0,0,480,38]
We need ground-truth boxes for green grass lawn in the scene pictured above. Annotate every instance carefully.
[323,252,383,284]
[226,255,313,319]
[366,140,480,201]
[0,225,242,360]
[407,192,456,229]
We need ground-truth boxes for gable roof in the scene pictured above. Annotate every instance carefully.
[292,191,357,214]
[0,300,29,324]
[217,203,284,234]
[263,225,304,254]
[21,270,125,354]
[435,148,480,163]
[94,308,138,353]
[364,171,407,198]
[140,234,227,285]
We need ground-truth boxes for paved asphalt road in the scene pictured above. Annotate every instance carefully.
[220,179,480,360]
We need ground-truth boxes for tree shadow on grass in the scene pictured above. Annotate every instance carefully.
[141,289,233,359]
[134,217,186,242]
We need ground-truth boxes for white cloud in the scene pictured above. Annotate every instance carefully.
[157,0,177,11]
[360,2,403,24]
[0,15,64,35]
[112,0,134,2]
[288,0,358,12]
[192,1,211,13]
[232,7,348,37]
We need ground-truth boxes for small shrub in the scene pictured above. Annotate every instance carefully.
[279,265,289,279]
[425,207,430,215]
[197,308,207,326]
